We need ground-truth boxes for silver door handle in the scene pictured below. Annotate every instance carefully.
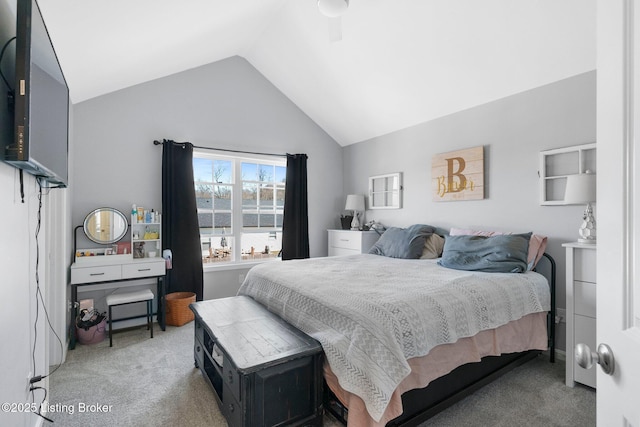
[575,343,615,375]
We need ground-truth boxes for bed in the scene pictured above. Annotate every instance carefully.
[237,226,555,426]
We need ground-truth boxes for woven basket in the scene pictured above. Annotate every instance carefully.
[165,292,196,326]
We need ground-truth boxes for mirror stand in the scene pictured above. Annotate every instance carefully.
[74,207,131,260]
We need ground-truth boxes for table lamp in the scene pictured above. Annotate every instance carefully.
[564,171,596,244]
[345,194,365,231]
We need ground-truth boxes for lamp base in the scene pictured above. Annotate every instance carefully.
[578,203,596,244]
[350,211,360,231]
[577,238,596,244]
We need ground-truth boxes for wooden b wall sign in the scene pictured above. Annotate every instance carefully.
[432,145,484,201]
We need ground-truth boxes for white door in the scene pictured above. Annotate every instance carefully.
[596,0,640,425]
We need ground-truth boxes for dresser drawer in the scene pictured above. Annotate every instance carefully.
[122,261,165,279]
[71,265,121,284]
[330,247,360,257]
[574,281,596,317]
[194,336,205,371]
[574,314,597,388]
[223,358,241,403]
[329,232,362,251]
[574,248,596,283]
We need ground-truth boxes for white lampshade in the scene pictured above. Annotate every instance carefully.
[345,194,365,212]
[564,172,596,204]
[318,0,349,17]
[565,171,597,244]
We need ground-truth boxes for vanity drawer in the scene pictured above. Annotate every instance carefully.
[122,261,165,279]
[71,265,121,284]
[329,231,361,251]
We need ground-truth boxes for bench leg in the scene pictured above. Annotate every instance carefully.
[108,305,113,347]
[108,297,154,346]
[148,299,153,339]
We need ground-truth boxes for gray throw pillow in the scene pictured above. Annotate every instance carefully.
[438,233,532,273]
[369,224,436,259]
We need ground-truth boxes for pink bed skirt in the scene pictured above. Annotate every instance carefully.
[324,311,549,427]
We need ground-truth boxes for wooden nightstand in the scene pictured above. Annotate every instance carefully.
[563,242,597,388]
[327,230,379,256]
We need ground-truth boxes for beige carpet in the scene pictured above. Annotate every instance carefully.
[48,323,595,426]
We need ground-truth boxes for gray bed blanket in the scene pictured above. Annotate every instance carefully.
[238,254,550,422]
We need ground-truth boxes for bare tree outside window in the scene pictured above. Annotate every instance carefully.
[194,155,285,265]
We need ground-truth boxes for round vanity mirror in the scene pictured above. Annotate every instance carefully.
[83,208,128,244]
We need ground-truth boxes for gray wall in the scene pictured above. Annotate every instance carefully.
[72,56,594,350]
[72,56,343,301]
[0,2,36,422]
[0,0,70,424]
[343,71,597,352]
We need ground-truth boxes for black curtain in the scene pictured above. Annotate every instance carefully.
[281,154,309,260]
[161,140,204,300]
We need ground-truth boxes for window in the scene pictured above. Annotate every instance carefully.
[193,151,286,265]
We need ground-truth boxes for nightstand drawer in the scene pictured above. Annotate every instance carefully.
[329,232,361,251]
[330,247,360,257]
[71,265,121,284]
[574,315,597,388]
[575,248,596,283]
[574,281,596,317]
[563,243,597,389]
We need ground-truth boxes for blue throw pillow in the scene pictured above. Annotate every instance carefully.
[369,224,436,259]
[438,233,532,273]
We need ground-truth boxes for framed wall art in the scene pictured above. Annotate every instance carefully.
[432,145,484,201]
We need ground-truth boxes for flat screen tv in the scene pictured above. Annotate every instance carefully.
[2,0,69,187]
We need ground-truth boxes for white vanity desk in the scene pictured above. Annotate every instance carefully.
[70,255,166,348]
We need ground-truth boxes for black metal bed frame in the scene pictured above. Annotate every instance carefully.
[325,252,557,426]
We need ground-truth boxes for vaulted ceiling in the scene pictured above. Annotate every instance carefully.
[38,0,595,146]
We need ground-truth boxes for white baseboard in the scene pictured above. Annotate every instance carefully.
[552,349,567,361]
[541,348,566,362]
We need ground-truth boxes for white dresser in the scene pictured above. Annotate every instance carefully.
[327,230,379,256]
[563,242,597,388]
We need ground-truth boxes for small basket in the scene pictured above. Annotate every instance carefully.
[76,318,107,345]
[165,292,196,326]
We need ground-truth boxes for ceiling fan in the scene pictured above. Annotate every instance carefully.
[317,0,349,42]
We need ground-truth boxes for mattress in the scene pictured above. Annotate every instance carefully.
[238,254,551,422]
[325,311,549,426]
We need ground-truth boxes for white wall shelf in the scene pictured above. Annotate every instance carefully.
[539,143,596,205]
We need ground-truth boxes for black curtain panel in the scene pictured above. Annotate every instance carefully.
[282,153,310,260]
[161,139,204,300]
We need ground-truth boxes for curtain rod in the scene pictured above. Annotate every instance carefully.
[153,140,287,158]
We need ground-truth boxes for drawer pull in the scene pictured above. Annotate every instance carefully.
[138,268,151,272]
[227,370,233,383]
[89,272,105,276]
[339,239,349,242]
[228,403,235,413]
